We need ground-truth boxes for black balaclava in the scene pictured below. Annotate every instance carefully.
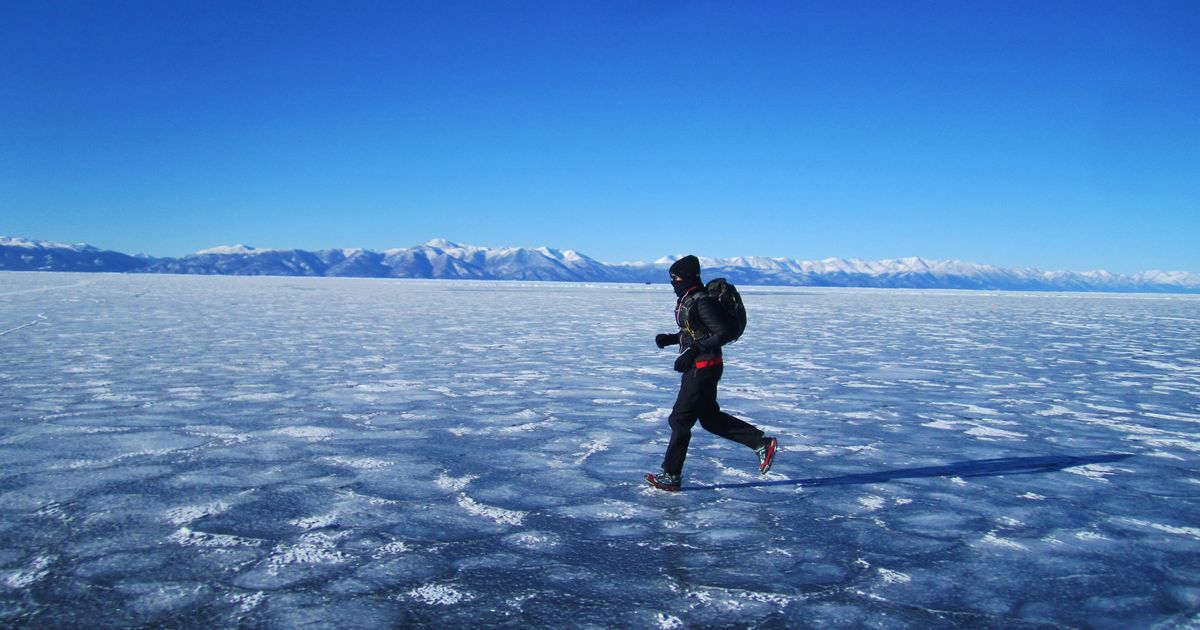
[669,255,702,298]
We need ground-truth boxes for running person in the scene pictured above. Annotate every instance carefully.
[645,255,777,491]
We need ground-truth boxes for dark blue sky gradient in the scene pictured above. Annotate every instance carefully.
[2,1,1197,272]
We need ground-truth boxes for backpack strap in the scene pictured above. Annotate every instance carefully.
[677,289,712,340]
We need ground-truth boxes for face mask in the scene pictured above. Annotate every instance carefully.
[672,277,696,298]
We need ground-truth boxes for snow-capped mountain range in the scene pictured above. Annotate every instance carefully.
[3,235,1198,293]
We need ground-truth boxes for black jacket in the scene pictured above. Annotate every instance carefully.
[675,286,737,357]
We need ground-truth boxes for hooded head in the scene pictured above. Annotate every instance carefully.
[669,255,702,297]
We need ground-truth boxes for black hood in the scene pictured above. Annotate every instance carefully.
[669,255,703,298]
[669,255,701,279]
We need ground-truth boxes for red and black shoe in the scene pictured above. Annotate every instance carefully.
[644,471,682,492]
[756,437,778,474]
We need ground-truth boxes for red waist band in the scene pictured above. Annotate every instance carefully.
[695,356,724,369]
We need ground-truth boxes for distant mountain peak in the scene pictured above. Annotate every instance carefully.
[1,235,94,252]
[424,238,464,250]
[195,244,259,255]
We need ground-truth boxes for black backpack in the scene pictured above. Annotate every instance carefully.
[704,278,747,342]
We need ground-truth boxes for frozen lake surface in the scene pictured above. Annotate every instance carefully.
[1,272,1198,628]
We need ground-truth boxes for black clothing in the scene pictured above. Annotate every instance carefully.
[662,362,764,476]
[656,270,767,477]
[673,346,698,373]
[655,333,678,349]
[670,256,703,297]
[675,286,737,358]
[669,255,701,279]
[671,277,697,297]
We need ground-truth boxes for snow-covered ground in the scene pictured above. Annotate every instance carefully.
[1,272,1198,628]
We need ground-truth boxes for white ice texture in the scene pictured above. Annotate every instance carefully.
[1,272,1199,628]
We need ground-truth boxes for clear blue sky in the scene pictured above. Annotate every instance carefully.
[2,1,1197,272]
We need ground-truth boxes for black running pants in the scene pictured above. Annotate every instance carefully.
[662,363,763,476]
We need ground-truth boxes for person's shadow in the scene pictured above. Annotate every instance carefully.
[683,453,1134,491]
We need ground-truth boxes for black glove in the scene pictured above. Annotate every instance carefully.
[655,333,678,349]
[673,346,698,373]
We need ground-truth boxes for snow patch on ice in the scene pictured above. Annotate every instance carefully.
[4,555,54,589]
[290,512,338,530]
[336,489,400,506]
[405,582,474,605]
[435,473,477,492]
[183,426,251,444]
[504,531,560,551]
[73,426,132,434]
[1122,518,1200,540]
[92,392,141,402]
[684,585,799,611]
[35,503,73,524]
[1085,403,1135,415]
[169,386,204,398]
[354,379,424,393]
[560,499,643,521]
[858,495,887,511]
[934,402,1002,417]
[371,541,412,559]
[712,458,760,481]
[1065,464,1121,482]
[498,420,554,434]
[266,532,350,573]
[456,494,526,526]
[573,436,610,462]
[877,567,912,584]
[636,408,672,423]
[965,425,1027,440]
[982,531,1029,551]
[1142,438,1200,453]
[320,456,394,470]
[229,591,264,613]
[270,426,334,441]
[168,527,263,549]
[922,418,1025,440]
[165,500,231,525]
[228,392,290,402]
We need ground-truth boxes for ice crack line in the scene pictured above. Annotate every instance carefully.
[0,314,46,337]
